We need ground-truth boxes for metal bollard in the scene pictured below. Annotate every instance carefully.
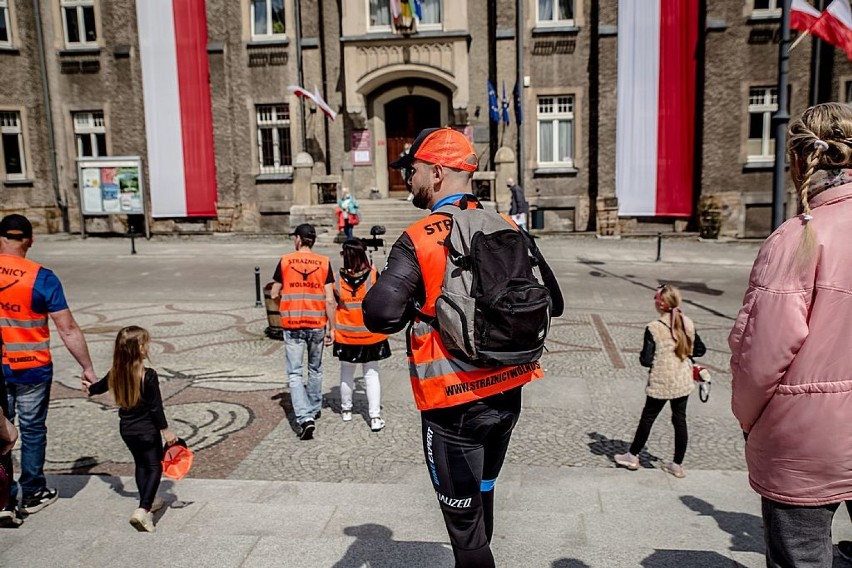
[254,267,262,307]
[130,233,137,255]
[655,232,662,262]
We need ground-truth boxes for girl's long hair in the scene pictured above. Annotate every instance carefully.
[341,239,370,273]
[657,285,692,361]
[787,103,852,263]
[108,326,150,410]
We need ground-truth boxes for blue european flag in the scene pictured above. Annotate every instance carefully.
[487,81,500,123]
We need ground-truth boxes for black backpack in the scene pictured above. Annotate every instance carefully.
[426,197,552,367]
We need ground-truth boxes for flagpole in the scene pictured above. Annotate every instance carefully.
[772,0,792,231]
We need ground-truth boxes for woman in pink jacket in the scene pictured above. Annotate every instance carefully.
[729,102,852,566]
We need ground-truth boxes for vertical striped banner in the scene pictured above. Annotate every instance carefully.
[615,0,699,217]
[137,0,217,218]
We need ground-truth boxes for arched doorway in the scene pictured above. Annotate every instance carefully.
[384,96,441,195]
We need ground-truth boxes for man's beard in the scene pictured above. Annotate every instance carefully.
[411,186,430,210]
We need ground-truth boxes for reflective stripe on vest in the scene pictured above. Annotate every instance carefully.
[404,200,543,411]
[0,254,52,371]
[334,270,387,345]
[278,251,330,329]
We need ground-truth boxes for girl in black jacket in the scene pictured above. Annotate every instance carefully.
[86,326,177,532]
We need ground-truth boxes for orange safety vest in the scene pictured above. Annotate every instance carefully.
[278,251,330,329]
[0,254,51,371]
[334,269,388,345]
[404,199,543,411]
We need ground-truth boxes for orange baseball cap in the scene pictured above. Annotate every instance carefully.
[390,127,478,172]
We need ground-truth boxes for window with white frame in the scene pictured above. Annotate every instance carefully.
[0,0,11,46]
[537,0,574,25]
[537,95,574,167]
[369,0,391,31]
[1,111,26,180]
[419,0,442,27]
[256,104,292,175]
[747,87,778,162]
[251,0,285,39]
[73,111,107,158]
[752,0,781,17]
[61,0,97,47]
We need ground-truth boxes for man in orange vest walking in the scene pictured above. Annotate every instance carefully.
[270,223,335,440]
[0,214,97,524]
[363,128,563,566]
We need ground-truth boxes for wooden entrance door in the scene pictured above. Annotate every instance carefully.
[385,96,441,194]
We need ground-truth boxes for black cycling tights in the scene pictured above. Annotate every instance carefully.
[420,387,523,568]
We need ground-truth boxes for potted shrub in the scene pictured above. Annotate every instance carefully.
[698,195,722,239]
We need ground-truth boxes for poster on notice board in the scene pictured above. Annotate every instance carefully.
[78,157,145,216]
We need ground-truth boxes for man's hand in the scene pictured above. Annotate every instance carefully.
[0,417,18,455]
[81,368,97,393]
[324,330,334,347]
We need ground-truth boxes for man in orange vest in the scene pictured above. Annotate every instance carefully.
[0,214,97,524]
[270,223,335,440]
[363,128,563,567]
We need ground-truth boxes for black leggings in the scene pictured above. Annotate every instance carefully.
[420,387,523,568]
[629,395,689,465]
[121,432,163,510]
[0,380,11,510]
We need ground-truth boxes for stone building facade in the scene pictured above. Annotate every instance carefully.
[0,0,846,237]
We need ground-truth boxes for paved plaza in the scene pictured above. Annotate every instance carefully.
[2,233,852,567]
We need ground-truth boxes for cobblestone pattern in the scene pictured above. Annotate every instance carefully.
[26,296,747,482]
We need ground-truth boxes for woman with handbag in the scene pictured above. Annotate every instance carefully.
[614,283,706,478]
[730,103,852,566]
[338,187,360,240]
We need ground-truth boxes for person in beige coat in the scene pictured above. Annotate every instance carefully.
[614,284,706,478]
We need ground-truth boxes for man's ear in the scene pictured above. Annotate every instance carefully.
[432,163,444,183]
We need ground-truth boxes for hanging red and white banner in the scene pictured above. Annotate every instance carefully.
[615,0,699,217]
[136,0,217,218]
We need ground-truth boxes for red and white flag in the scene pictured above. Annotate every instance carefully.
[288,85,337,121]
[615,0,699,217]
[136,0,217,218]
[791,0,821,32]
[811,0,852,60]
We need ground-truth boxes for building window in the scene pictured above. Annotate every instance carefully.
[73,111,107,158]
[369,0,391,31]
[251,0,285,39]
[256,104,292,175]
[61,0,97,47]
[747,87,778,163]
[537,95,574,167]
[420,0,442,26]
[752,0,781,17]
[537,0,574,25]
[0,0,11,46]
[1,111,26,180]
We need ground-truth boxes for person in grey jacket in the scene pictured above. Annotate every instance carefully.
[506,178,529,230]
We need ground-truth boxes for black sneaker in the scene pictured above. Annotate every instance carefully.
[21,488,58,514]
[298,420,315,440]
[838,541,852,562]
[0,505,23,528]
[314,410,322,420]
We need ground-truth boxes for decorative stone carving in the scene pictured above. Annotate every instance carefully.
[355,42,455,80]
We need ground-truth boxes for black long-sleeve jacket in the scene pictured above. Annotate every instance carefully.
[363,211,564,335]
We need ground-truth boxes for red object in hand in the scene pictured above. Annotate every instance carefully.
[162,439,194,480]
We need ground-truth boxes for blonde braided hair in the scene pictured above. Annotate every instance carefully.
[786,103,852,262]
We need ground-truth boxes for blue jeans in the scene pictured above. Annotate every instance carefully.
[6,381,51,497]
[285,329,325,424]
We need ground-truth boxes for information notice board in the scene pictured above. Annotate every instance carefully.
[77,156,149,237]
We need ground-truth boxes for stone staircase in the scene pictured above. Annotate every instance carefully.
[316,197,429,246]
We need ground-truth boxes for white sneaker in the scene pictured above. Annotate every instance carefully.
[341,409,352,422]
[614,452,640,470]
[129,508,155,533]
[370,417,385,432]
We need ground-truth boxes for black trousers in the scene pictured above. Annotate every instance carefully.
[121,431,163,510]
[629,395,689,464]
[420,387,523,568]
